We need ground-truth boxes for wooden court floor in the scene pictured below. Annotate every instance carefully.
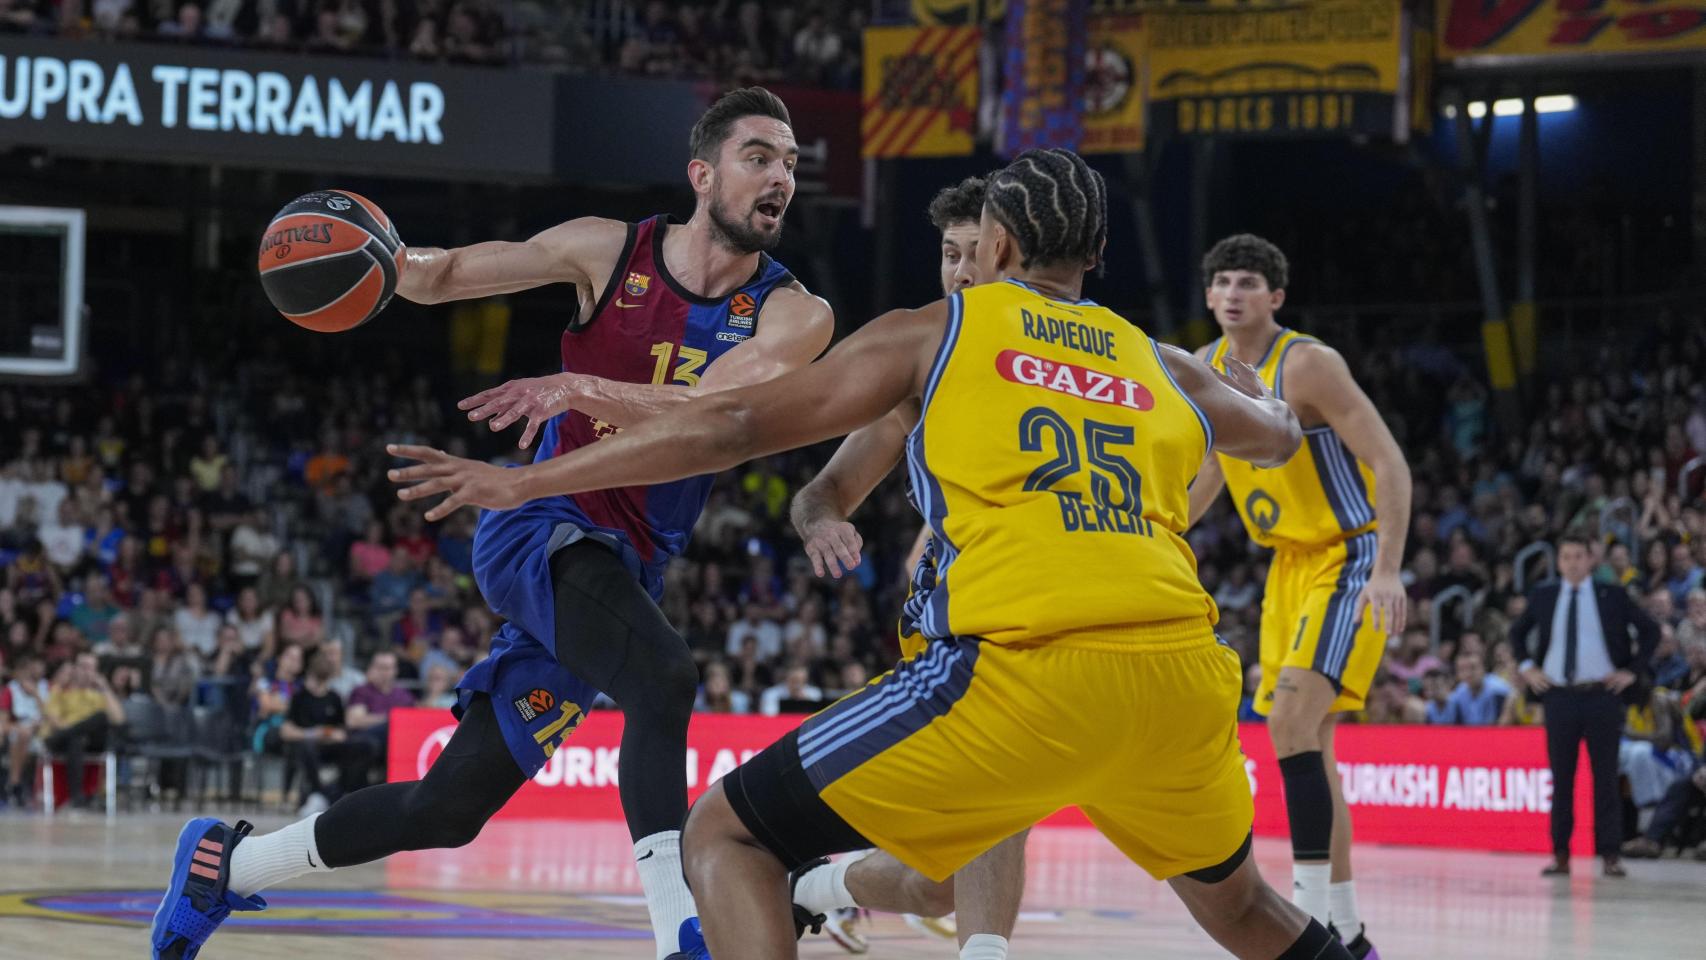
[2,812,1704,959]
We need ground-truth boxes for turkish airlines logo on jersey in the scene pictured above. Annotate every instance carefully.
[995,349,1155,411]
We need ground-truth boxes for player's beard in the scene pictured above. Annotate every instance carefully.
[708,188,783,254]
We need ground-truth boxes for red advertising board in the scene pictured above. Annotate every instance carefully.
[390,709,1595,854]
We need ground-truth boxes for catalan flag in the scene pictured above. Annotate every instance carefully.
[862,26,981,159]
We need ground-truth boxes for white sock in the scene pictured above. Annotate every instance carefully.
[1291,863,1331,926]
[960,933,1010,960]
[791,855,859,915]
[227,814,330,898]
[1329,880,1362,938]
[635,830,698,960]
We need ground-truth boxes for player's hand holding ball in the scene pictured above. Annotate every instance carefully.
[258,189,403,332]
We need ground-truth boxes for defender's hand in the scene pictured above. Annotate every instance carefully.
[458,375,576,449]
[801,518,863,579]
[388,444,524,521]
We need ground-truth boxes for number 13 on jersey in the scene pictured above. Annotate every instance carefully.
[650,341,707,387]
[1019,405,1154,537]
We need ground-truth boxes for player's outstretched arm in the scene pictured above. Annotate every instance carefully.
[459,286,835,447]
[790,405,914,578]
[1158,344,1300,468]
[397,216,627,305]
[1283,343,1413,633]
[389,303,948,521]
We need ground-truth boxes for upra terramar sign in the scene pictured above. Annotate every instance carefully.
[0,37,554,178]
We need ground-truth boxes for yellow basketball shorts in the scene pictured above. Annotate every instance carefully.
[1254,530,1387,716]
[790,620,1253,882]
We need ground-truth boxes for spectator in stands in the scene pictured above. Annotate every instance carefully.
[369,547,418,618]
[421,662,458,709]
[759,662,821,716]
[1619,688,1696,820]
[321,641,366,701]
[1652,625,1690,690]
[1620,762,1706,860]
[282,646,372,815]
[1677,589,1706,649]
[1385,627,1444,688]
[189,435,226,493]
[173,582,221,661]
[257,551,301,612]
[40,652,125,808]
[68,574,120,647]
[39,500,86,572]
[3,655,48,806]
[277,584,325,650]
[391,587,444,666]
[1364,672,1427,724]
[1668,542,1703,607]
[146,625,199,708]
[226,586,273,653]
[347,650,414,762]
[1422,667,1454,724]
[726,601,782,661]
[348,520,391,587]
[229,509,280,590]
[252,642,304,754]
[1436,649,1512,725]
[696,660,750,715]
[205,624,253,715]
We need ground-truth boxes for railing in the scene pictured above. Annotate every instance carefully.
[1513,540,1557,594]
[1599,497,1639,555]
[1682,456,1706,503]
[1430,584,1479,653]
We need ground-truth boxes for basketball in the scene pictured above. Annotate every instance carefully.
[257,189,404,333]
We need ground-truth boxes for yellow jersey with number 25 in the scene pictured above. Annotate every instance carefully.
[898,279,1219,647]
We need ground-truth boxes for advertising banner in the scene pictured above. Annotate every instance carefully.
[1145,0,1407,140]
[0,37,556,178]
[1440,0,1706,65]
[391,710,1596,854]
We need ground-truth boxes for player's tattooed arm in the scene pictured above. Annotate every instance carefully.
[398,216,626,305]
[1283,343,1412,634]
[389,303,945,521]
[791,403,916,578]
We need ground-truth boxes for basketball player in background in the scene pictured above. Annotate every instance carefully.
[1188,235,1412,960]
[152,87,833,960]
[788,176,1031,960]
[386,147,1352,960]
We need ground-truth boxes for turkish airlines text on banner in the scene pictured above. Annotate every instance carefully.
[389,709,1594,854]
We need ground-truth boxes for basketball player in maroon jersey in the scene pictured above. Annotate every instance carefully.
[152,87,831,960]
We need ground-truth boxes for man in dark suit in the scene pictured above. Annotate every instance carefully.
[1508,533,1659,878]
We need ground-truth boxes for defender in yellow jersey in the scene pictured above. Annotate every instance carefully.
[1188,235,1413,959]
[391,150,1355,960]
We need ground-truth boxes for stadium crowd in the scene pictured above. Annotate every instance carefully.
[1,286,1704,843]
[0,0,867,88]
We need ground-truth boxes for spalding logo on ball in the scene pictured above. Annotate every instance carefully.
[258,189,403,333]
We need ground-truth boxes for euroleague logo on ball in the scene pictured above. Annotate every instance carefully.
[324,195,353,212]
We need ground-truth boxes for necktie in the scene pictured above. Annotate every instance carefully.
[1563,584,1579,685]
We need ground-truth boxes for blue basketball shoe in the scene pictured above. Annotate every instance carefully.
[151,818,267,959]
[666,916,712,959]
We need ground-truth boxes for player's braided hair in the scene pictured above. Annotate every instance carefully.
[984,149,1107,274]
[1200,234,1289,291]
[926,176,987,232]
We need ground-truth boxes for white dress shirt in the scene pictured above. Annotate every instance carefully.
[1543,579,1615,685]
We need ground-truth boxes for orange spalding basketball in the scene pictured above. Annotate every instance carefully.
[257,189,404,333]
